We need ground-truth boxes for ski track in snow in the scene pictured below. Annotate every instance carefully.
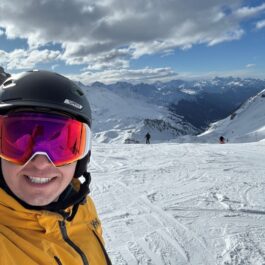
[88,143,265,265]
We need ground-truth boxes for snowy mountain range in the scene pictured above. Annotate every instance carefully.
[81,77,265,143]
[169,77,265,130]
[81,82,198,143]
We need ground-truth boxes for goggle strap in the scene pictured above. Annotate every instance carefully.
[79,124,91,160]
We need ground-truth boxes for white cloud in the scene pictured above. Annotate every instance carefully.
[208,28,244,46]
[51,64,60,70]
[176,68,265,80]
[256,19,265,29]
[235,3,265,18]
[0,48,60,70]
[66,66,265,85]
[86,59,129,71]
[61,45,131,69]
[0,0,263,74]
[68,67,178,84]
[245,64,255,68]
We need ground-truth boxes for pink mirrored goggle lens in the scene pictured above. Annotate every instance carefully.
[0,112,91,166]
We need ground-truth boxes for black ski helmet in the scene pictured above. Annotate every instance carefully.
[0,70,92,178]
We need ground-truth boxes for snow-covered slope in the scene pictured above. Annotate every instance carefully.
[81,84,197,143]
[198,89,265,143]
[90,142,265,265]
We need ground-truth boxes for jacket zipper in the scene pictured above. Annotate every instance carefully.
[54,256,63,265]
[92,231,112,265]
[59,220,89,265]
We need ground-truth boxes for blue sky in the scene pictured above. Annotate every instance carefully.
[0,0,265,84]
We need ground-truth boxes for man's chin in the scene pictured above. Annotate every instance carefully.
[21,195,58,206]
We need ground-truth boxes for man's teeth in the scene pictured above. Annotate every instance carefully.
[27,176,54,184]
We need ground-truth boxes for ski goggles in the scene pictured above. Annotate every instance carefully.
[0,111,91,166]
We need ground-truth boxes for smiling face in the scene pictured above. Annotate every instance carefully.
[1,155,77,206]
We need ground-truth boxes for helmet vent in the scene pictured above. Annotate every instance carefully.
[3,79,15,88]
[76,89,84,96]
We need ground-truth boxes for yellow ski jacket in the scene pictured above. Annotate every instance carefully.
[0,187,111,265]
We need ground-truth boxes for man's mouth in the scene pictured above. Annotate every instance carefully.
[25,175,56,184]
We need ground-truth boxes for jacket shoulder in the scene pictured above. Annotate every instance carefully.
[0,231,39,265]
[83,196,104,242]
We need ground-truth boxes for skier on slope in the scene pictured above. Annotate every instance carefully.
[0,71,112,265]
[219,136,225,144]
[145,132,151,144]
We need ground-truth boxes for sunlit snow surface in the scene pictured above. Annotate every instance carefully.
[89,143,265,265]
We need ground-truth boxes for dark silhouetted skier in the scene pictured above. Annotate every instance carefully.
[219,136,225,144]
[145,132,151,144]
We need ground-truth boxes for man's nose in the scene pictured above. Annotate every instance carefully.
[29,154,53,169]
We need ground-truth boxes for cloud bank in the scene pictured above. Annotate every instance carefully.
[0,0,264,82]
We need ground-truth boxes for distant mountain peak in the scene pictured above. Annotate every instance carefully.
[0,66,10,85]
[91,81,106,87]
